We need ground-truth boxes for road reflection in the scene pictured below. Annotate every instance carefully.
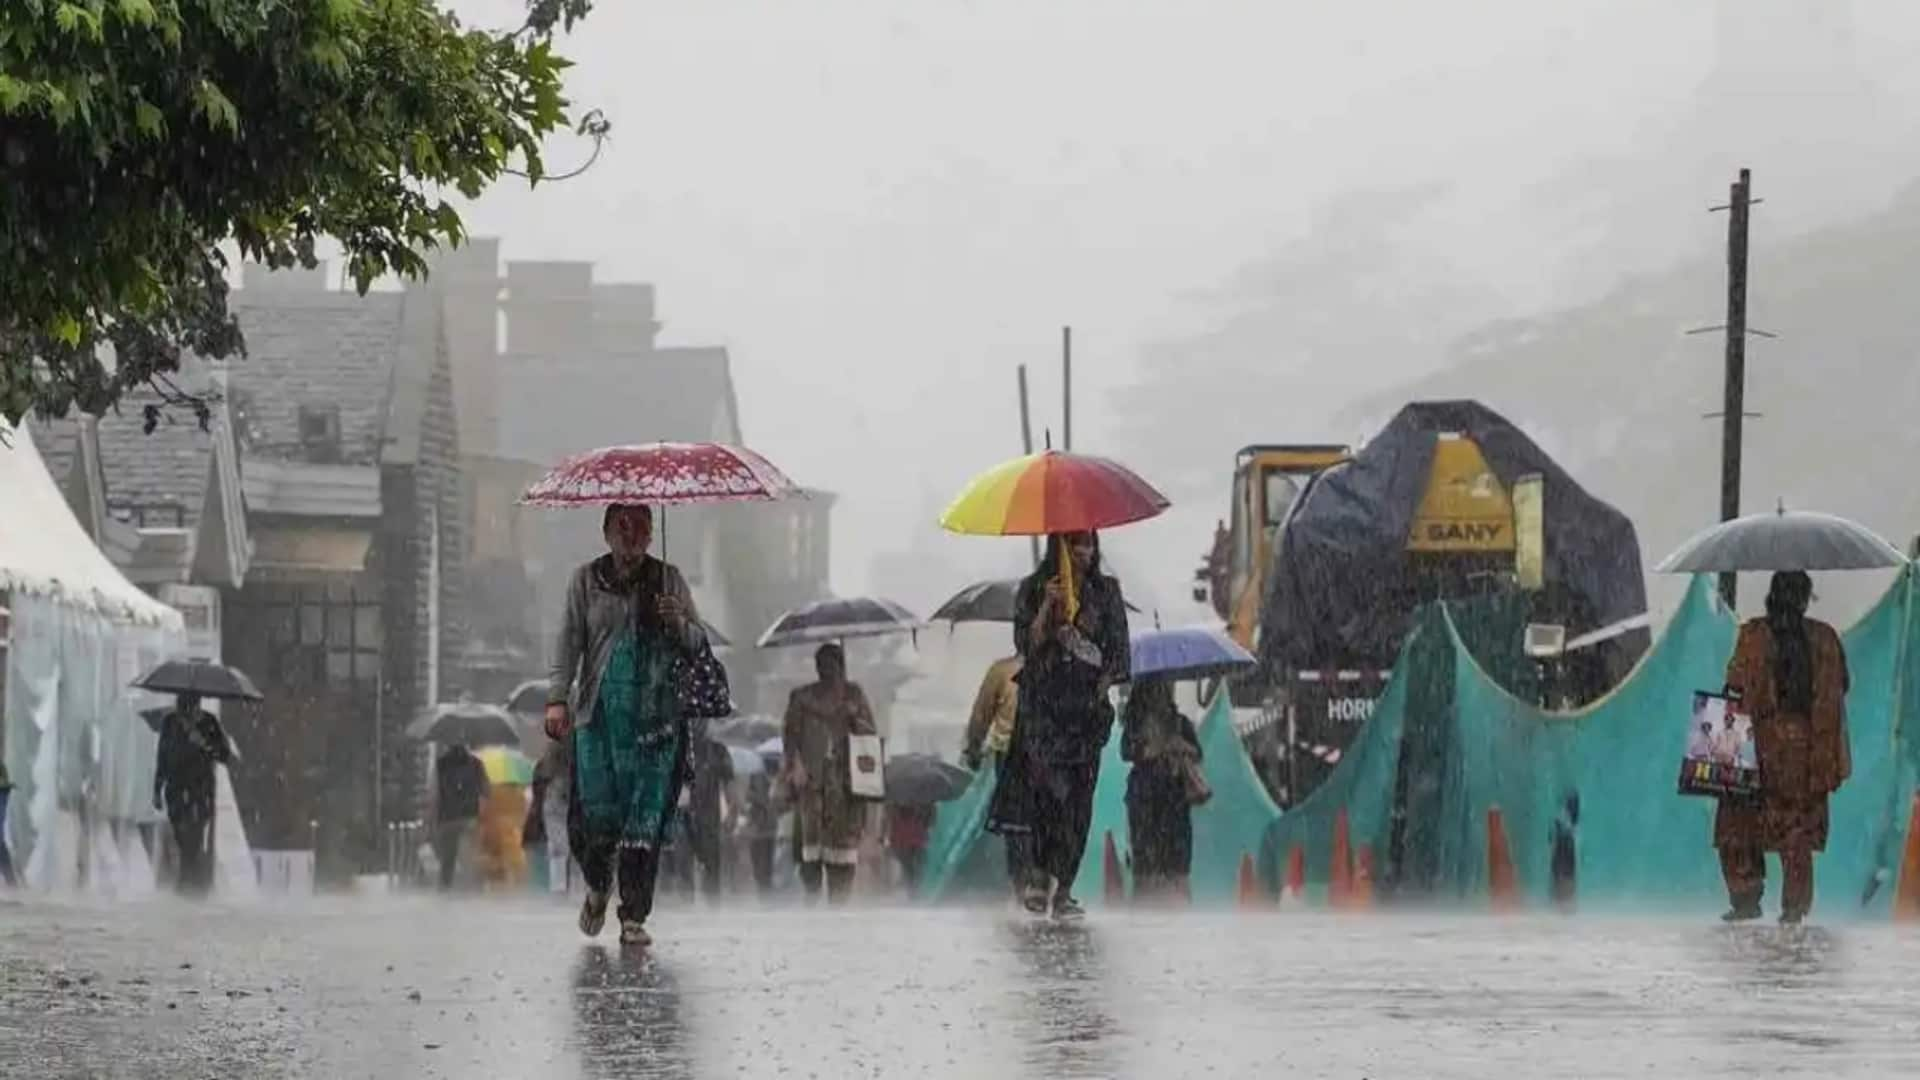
[1003,921,1121,1079]
[571,946,693,1079]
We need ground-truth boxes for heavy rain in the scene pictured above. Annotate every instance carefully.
[6,2,1920,1077]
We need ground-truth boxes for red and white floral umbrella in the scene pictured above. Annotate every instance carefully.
[519,442,804,508]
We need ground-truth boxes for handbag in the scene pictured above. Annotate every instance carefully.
[1178,756,1213,807]
[634,559,735,720]
[673,637,735,721]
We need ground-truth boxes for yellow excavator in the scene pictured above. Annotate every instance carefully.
[1195,444,1352,648]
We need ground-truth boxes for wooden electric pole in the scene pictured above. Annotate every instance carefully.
[1018,364,1039,567]
[1716,168,1754,610]
[1061,325,1073,452]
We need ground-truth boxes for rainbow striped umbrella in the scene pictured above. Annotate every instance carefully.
[939,450,1170,536]
[475,746,534,786]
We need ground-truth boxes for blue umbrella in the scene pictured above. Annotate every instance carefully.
[1127,625,1255,683]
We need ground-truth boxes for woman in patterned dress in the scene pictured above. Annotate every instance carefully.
[545,504,707,945]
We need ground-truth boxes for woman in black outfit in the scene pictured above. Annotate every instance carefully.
[1121,679,1202,903]
[986,531,1129,921]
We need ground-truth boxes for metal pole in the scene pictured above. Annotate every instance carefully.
[1061,326,1073,452]
[373,670,384,856]
[1018,364,1039,568]
[1718,168,1752,610]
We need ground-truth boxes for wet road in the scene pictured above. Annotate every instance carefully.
[3,893,1918,1078]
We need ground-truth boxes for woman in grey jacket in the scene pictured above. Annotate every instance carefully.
[545,504,706,946]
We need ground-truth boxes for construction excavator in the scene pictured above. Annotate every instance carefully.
[1192,402,1651,811]
[1194,444,1352,648]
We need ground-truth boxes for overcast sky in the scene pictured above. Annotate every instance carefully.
[444,0,1920,616]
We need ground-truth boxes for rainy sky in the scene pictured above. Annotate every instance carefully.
[441,0,1920,618]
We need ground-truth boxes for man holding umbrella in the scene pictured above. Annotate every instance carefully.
[152,694,233,896]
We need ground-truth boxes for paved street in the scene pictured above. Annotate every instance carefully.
[4,893,1918,1079]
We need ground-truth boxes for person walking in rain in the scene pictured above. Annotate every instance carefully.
[1120,679,1204,903]
[0,757,17,888]
[1715,571,1851,925]
[433,741,488,891]
[989,531,1130,920]
[152,694,232,896]
[545,504,707,946]
[962,653,1027,897]
[782,643,877,903]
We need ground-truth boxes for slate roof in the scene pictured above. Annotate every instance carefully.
[495,343,741,466]
[93,390,221,530]
[223,290,409,466]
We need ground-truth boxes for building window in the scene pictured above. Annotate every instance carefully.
[298,405,342,463]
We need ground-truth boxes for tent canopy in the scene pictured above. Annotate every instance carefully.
[0,420,181,628]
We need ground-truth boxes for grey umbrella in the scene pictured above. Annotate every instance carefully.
[1655,507,1907,574]
[407,702,521,746]
[707,713,782,747]
[131,659,263,702]
[756,596,924,648]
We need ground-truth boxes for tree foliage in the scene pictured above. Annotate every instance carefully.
[0,0,598,424]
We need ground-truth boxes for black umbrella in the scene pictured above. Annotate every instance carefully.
[931,578,1142,625]
[756,596,924,648]
[883,753,972,804]
[707,713,782,747]
[131,659,263,702]
[407,702,521,746]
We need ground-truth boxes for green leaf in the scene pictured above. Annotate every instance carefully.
[116,0,156,27]
[134,98,164,138]
[49,312,83,347]
[0,75,28,114]
[193,78,239,133]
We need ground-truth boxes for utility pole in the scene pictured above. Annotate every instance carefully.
[1716,168,1754,610]
[1061,325,1073,452]
[1018,364,1039,567]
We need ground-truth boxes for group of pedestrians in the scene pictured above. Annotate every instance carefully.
[539,505,901,944]
[524,491,1858,936]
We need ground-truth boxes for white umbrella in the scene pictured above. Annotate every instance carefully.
[1656,506,1907,573]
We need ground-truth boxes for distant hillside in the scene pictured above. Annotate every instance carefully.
[1346,182,1920,621]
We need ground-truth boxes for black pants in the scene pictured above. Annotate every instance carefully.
[1031,760,1100,894]
[170,812,213,896]
[799,861,855,902]
[748,837,775,893]
[994,757,1032,888]
[1126,766,1192,884]
[895,849,926,890]
[578,843,662,925]
[0,789,16,887]
[567,782,671,925]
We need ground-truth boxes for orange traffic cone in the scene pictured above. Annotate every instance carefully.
[1103,831,1126,904]
[1352,844,1375,908]
[1236,851,1261,908]
[1894,794,1920,922]
[1487,805,1519,912]
[1283,845,1306,906]
[1329,808,1354,909]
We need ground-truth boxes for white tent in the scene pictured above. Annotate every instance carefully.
[0,419,182,628]
[3,418,188,896]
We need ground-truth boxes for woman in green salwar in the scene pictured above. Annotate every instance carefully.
[545,504,707,946]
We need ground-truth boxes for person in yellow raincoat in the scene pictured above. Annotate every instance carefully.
[477,780,530,888]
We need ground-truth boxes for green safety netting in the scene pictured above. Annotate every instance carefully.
[920,690,1288,905]
[1187,691,1286,903]
[1259,569,1920,917]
